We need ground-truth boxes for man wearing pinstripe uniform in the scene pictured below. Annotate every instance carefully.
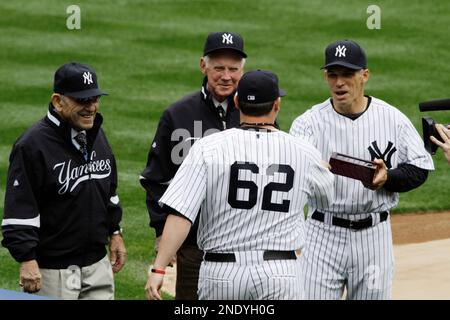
[145,70,335,300]
[290,40,434,299]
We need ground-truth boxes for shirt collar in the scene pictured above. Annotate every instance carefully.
[71,128,86,139]
[212,97,228,112]
[71,128,86,150]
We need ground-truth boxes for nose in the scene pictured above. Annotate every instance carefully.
[221,69,232,81]
[335,75,345,87]
[83,102,97,111]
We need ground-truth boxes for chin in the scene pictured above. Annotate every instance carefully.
[215,90,233,100]
[76,123,94,130]
[333,95,348,104]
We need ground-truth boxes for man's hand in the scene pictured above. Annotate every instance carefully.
[364,158,388,190]
[155,236,176,267]
[431,124,450,164]
[109,234,126,273]
[145,214,192,299]
[20,260,41,293]
[145,268,164,300]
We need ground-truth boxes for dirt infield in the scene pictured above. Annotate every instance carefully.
[391,211,450,244]
[162,211,450,299]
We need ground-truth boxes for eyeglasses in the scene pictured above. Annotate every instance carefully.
[74,96,101,105]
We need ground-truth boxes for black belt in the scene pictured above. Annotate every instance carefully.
[311,210,388,230]
[204,250,297,263]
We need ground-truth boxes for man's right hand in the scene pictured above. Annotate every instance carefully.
[145,268,165,300]
[155,236,176,267]
[20,260,42,293]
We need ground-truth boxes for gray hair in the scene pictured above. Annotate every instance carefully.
[203,54,246,68]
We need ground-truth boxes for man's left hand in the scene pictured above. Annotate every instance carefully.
[109,234,126,273]
[364,158,388,190]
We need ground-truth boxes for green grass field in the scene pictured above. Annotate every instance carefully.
[0,0,449,299]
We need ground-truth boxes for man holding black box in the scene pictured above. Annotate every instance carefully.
[290,40,434,299]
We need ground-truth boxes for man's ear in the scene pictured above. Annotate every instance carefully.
[362,68,370,84]
[273,97,281,113]
[233,95,240,110]
[199,57,207,75]
[51,94,64,112]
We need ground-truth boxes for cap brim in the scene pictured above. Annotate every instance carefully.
[321,61,364,70]
[279,88,287,97]
[204,47,247,58]
[65,88,108,98]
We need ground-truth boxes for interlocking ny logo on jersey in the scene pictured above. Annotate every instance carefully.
[335,45,347,57]
[83,71,93,84]
[222,33,233,44]
[368,141,397,169]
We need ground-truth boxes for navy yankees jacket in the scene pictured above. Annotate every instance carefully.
[1,104,122,268]
[140,77,240,245]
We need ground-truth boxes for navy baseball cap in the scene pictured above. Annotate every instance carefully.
[322,40,367,70]
[237,70,286,104]
[54,62,108,98]
[203,31,247,58]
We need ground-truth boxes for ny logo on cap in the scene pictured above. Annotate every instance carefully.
[83,71,93,85]
[222,33,233,45]
[335,45,347,57]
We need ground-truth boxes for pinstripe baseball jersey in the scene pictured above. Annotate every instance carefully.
[159,127,334,252]
[290,96,434,215]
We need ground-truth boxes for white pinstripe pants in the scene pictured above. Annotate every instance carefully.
[198,251,304,300]
[301,215,394,300]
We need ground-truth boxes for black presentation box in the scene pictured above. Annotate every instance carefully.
[329,152,376,186]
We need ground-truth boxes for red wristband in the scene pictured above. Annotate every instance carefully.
[151,268,166,275]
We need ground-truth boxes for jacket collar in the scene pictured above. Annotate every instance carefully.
[46,102,103,147]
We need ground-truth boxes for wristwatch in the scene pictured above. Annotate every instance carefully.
[112,227,123,237]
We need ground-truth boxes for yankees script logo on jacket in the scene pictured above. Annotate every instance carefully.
[1,105,122,269]
[54,150,112,194]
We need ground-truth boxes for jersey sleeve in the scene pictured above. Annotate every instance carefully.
[159,141,207,224]
[289,110,316,146]
[306,147,335,210]
[1,143,41,262]
[397,115,434,170]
